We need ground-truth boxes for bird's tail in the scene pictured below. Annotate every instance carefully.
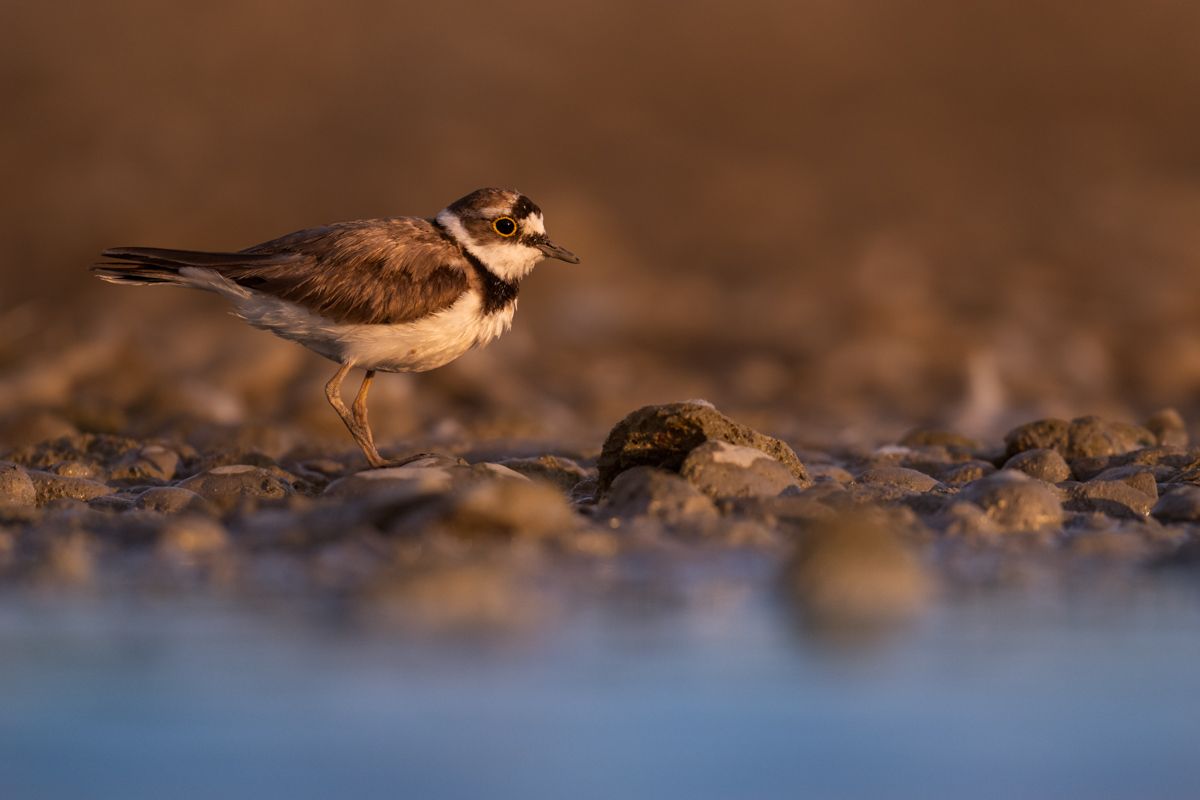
[91,247,269,291]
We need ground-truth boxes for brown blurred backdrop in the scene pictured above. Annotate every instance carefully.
[3,0,1200,452]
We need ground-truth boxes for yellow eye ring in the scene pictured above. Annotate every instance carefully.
[492,216,518,237]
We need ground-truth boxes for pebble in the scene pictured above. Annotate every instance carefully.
[176,465,291,512]
[959,470,1063,531]
[680,440,803,499]
[1146,408,1188,447]
[1003,448,1071,483]
[1151,486,1200,523]
[498,455,592,493]
[855,466,940,494]
[323,466,458,499]
[423,479,579,541]
[1062,480,1154,519]
[0,463,37,509]
[135,487,219,515]
[26,469,115,506]
[935,460,996,485]
[602,466,718,525]
[1003,416,1155,461]
[110,444,180,483]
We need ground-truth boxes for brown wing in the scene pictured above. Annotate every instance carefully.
[229,217,470,325]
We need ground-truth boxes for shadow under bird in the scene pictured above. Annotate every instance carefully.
[93,188,579,467]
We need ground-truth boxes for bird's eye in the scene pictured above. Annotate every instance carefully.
[492,216,517,237]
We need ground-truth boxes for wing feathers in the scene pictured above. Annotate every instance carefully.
[95,218,472,326]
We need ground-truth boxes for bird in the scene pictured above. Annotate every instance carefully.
[93,187,579,468]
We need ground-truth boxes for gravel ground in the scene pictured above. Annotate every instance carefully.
[2,397,1194,636]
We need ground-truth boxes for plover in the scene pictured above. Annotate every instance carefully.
[93,188,579,468]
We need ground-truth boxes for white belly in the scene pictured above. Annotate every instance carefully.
[231,287,516,372]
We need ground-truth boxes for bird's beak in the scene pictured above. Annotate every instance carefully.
[536,238,580,264]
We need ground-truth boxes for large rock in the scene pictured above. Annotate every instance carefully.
[597,401,807,491]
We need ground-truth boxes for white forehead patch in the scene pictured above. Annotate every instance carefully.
[522,212,546,235]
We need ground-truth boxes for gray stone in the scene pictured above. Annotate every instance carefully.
[680,440,802,499]
[1003,448,1071,483]
[1151,486,1200,523]
[177,465,291,511]
[602,466,718,524]
[959,470,1063,531]
[597,401,808,491]
[0,462,37,509]
[26,470,115,506]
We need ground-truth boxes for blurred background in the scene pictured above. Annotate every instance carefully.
[4,0,1200,451]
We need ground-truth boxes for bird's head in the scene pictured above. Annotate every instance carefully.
[435,188,579,282]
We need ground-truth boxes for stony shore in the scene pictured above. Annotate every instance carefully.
[1,400,1196,633]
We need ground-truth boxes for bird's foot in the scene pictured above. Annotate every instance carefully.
[367,452,463,469]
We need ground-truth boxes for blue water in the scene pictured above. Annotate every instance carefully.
[1,575,1198,800]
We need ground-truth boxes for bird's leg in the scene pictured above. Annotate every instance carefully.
[325,363,388,468]
[350,370,442,467]
[351,369,381,459]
